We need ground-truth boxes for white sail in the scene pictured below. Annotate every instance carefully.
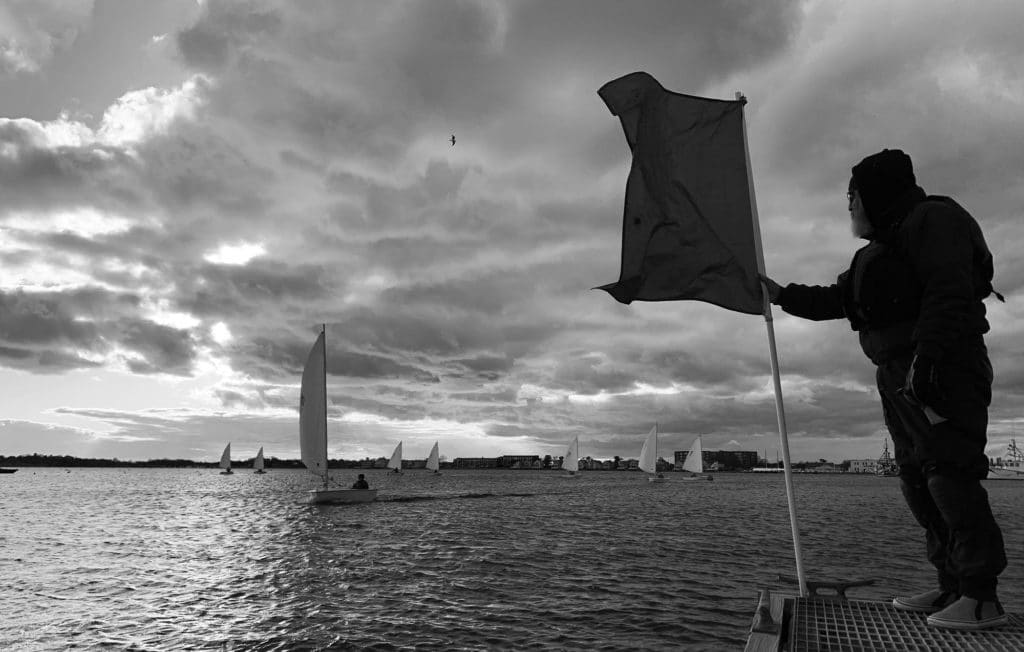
[254,446,265,471]
[299,327,378,503]
[388,441,403,471]
[426,442,440,472]
[563,436,579,473]
[638,425,658,474]
[219,443,232,470]
[682,437,703,474]
[300,331,328,478]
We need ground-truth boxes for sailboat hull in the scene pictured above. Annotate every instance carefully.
[309,488,378,504]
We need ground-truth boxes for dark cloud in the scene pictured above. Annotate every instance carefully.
[120,319,196,375]
[0,289,103,344]
[136,125,274,217]
[0,121,140,212]
[172,260,334,322]
[0,288,195,374]
[175,1,283,71]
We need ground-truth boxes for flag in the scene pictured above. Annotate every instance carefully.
[597,71,764,315]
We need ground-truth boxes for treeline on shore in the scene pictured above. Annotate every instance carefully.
[0,453,350,469]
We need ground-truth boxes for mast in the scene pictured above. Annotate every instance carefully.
[321,323,328,489]
[738,90,807,596]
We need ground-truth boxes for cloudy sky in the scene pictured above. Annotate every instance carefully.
[1,0,1022,466]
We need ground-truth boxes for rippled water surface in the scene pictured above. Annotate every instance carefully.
[2,469,1022,650]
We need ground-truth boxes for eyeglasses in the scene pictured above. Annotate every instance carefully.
[847,190,856,206]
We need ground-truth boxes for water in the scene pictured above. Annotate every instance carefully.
[2,469,1022,650]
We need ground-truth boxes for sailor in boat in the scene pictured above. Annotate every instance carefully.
[351,473,369,489]
[761,149,1008,630]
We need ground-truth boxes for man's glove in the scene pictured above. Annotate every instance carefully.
[903,354,944,409]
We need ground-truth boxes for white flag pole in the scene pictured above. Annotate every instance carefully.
[736,91,808,597]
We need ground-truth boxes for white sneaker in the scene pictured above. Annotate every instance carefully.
[892,589,957,614]
[926,596,1008,630]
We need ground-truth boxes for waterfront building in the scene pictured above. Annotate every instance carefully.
[674,449,759,471]
[849,459,878,474]
[451,457,499,469]
[498,454,540,468]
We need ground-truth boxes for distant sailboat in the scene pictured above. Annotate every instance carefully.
[680,436,713,481]
[388,442,403,473]
[301,326,378,504]
[425,441,441,474]
[254,446,266,474]
[987,439,1024,481]
[219,443,233,474]
[563,435,581,477]
[638,424,666,483]
[876,439,897,476]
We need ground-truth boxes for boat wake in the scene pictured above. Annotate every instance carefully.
[379,491,544,503]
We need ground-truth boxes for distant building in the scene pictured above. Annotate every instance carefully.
[498,454,540,469]
[848,459,878,474]
[674,449,758,471]
[452,457,499,469]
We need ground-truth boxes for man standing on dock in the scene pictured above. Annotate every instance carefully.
[761,148,1008,630]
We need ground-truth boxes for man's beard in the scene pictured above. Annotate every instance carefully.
[851,212,874,239]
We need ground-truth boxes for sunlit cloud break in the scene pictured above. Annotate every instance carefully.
[203,242,266,266]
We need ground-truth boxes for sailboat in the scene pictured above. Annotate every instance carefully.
[562,435,581,477]
[987,439,1024,481]
[219,443,233,474]
[876,439,897,476]
[638,424,666,482]
[425,441,441,474]
[300,326,378,504]
[680,436,713,481]
[387,441,403,473]
[253,446,266,474]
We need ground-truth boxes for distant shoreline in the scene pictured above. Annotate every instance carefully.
[0,453,794,472]
[0,453,810,472]
[0,454,361,470]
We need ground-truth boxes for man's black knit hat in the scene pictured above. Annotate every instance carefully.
[850,149,917,226]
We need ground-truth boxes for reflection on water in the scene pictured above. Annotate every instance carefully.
[2,469,1021,650]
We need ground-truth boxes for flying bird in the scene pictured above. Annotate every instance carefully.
[450,134,456,147]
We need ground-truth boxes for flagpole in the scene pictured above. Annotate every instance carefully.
[736,92,808,598]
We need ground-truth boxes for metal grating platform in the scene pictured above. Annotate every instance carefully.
[791,598,1024,651]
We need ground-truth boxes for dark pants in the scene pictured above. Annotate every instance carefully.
[876,340,1007,600]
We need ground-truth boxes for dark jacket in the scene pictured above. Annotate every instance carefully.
[778,195,994,364]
